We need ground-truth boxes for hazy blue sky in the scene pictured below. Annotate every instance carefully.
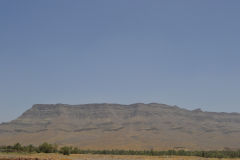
[1,0,240,123]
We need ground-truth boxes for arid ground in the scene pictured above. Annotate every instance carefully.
[1,153,240,160]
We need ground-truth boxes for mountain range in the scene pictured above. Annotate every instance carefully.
[0,103,240,150]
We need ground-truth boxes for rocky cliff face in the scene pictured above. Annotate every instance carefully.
[0,103,240,150]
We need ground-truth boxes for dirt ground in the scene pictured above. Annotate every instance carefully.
[1,153,240,160]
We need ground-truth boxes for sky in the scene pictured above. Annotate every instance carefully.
[0,0,240,123]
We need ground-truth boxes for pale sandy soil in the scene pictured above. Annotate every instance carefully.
[1,153,240,160]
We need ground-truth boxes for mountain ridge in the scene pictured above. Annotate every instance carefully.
[1,103,240,150]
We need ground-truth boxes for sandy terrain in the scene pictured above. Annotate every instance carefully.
[1,153,240,160]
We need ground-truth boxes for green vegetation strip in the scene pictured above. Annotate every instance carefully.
[1,143,240,158]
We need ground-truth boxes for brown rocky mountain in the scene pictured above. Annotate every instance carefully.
[0,103,240,150]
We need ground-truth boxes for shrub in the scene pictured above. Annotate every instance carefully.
[60,146,71,155]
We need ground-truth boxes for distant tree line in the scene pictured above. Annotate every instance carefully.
[1,143,240,158]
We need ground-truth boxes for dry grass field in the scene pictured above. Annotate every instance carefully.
[1,153,240,160]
